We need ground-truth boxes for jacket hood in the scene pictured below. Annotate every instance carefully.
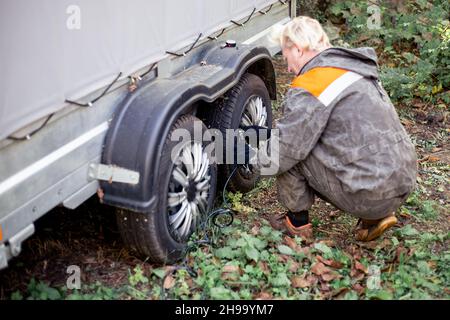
[299,47,380,80]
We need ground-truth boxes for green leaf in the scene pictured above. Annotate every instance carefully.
[270,273,291,287]
[129,266,149,286]
[417,261,431,274]
[277,245,294,256]
[260,226,273,236]
[66,293,84,300]
[250,237,268,250]
[367,289,394,300]
[235,238,247,247]
[215,246,236,259]
[210,286,234,300]
[391,236,400,246]
[42,286,61,300]
[420,200,438,220]
[396,225,419,237]
[152,268,166,279]
[11,291,23,300]
[260,250,270,261]
[244,246,259,262]
[314,243,332,256]
[344,290,359,300]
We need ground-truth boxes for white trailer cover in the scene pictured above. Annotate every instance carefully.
[0,0,279,140]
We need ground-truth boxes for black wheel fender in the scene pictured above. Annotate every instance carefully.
[101,44,277,213]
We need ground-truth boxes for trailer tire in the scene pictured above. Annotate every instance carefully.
[212,73,272,193]
[116,115,217,264]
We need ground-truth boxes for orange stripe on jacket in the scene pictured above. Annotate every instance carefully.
[291,67,348,97]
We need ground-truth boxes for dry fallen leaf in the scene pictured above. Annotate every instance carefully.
[320,282,331,292]
[428,155,441,162]
[334,288,351,300]
[321,272,341,282]
[297,246,311,256]
[379,238,393,249]
[292,274,317,288]
[288,261,300,273]
[401,118,414,128]
[292,275,311,288]
[250,225,260,236]
[350,270,366,282]
[393,246,409,263]
[222,265,241,273]
[359,240,380,250]
[316,255,344,269]
[255,291,273,300]
[277,254,290,263]
[432,147,442,153]
[163,274,176,289]
[221,265,241,281]
[311,262,332,276]
[221,273,239,281]
[419,154,442,163]
[348,245,362,260]
[258,261,270,275]
[318,239,335,247]
[354,261,368,274]
[185,278,194,288]
[284,236,299,251]
[352,283,365,295]
[312,258,343,282]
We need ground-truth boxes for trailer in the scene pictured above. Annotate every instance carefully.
[0,0,296,269]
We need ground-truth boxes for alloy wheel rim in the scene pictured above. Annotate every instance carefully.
[239,95,268,178]
[240,96,267,128]
[167,141,211,241]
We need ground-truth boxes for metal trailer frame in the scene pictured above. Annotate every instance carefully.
[0,0,296,269]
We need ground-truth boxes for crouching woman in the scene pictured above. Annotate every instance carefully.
[245,16,417,242]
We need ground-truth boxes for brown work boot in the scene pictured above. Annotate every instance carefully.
[354,213,398,242]
[268,214,313,242]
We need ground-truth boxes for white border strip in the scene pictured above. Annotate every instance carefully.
[318,71,363,106]
[0,122,109,196]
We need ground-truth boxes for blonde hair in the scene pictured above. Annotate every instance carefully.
[270,16,331,52]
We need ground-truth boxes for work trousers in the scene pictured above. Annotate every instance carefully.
[276,155,409,220]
